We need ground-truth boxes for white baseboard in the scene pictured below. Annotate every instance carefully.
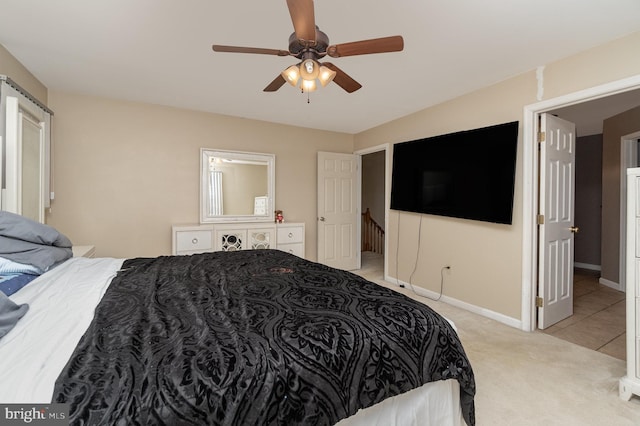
[385,274,522,330]
[599,277,621,291]
[574,262,601,271]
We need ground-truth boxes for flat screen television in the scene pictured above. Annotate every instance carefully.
[390,121,519,224]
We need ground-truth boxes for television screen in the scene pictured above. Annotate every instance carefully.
[390,121,519,224]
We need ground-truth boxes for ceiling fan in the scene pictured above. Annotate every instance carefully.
[212,0,404,93]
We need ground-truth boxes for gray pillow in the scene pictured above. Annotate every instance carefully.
[0,292,29,340]
[0,212,72,247]
[0,212,73,272]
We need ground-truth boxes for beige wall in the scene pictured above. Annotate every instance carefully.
[0,44,47,105]
[602,105,640,283]
[46,91,353,260]
[362,151,385,230]
[574,134,603,268]
[3,30,640,324]
[355,31,640,322]
[356,74,534,320]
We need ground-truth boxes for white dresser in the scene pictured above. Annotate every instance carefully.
[621,168,640,401]
[172,222,305,258]
[276,223,305,258]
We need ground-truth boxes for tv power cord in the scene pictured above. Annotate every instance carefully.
[395,212,448,302]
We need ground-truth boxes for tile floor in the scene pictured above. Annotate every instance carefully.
[541,268,626,360]
[355,254,627,361]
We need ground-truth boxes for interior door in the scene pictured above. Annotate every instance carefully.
[317,151,361,270]
[537,113,577,329]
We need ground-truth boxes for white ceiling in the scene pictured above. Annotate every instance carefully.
[1,0,639,134]
[551,88,640,137]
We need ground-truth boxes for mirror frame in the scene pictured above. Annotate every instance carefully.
[200,148,275,223]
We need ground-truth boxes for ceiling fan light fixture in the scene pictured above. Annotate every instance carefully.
[301,78,317,92]
[318,65,337,87]
[282,65,301,87]
[299,58,320,80]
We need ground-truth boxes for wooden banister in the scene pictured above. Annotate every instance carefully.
[362,208,385,254]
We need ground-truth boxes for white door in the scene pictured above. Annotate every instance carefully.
[537,113,577,329]
[317,152,361,270]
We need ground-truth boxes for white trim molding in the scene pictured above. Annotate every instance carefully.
[386,274,522,330]
[599,277,621,292]
[574,262,601,272]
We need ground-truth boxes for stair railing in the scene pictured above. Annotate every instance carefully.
[361,208,385,254]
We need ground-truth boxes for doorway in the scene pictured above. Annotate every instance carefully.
[538,129,640,361]
[522,75,640,332]
[535,119,628,358]
[356,144,390,282]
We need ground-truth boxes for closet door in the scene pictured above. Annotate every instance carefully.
[4,96,47,222]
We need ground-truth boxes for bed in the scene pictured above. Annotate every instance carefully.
[0,214,475,425]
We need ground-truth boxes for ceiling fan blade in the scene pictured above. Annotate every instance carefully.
[212,45,291,56]
[264,74,287,92]
[326,35,404,58]
[323,63,362,93]
[286,0,316,43]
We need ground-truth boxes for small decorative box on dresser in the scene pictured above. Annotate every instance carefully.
[276,223,305,258]
[621,168,640,401]
[72,245,96,258]
[172,222,305,259]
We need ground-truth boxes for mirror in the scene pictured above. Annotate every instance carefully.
[200,148,275,223]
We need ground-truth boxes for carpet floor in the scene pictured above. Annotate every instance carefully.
[353,252,640,425]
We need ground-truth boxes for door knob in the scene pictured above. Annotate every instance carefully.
[319,217,325,222]
[570,226,580,234]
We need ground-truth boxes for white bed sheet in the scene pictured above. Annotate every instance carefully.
[339,379,464,426]
[0,256,465,425]
[0,257,124,403]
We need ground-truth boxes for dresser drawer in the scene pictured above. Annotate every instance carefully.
[175,229,212,253]
[279,242,304,258]
[637,298,640,337]
[636,176,640,216]
[276,223,305,258]
[637,338,640,380]
[277,226,304,244]
[636,259,640,295]
[636,218,640,258]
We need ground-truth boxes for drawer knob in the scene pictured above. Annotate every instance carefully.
[192,238,199,244]
[288,232,293,238]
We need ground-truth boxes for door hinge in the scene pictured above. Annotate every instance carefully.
[538,131,546,143]
[536,297,543,308]
[537,214,545,225]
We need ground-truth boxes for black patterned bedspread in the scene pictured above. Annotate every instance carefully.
[53,250,475,425]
